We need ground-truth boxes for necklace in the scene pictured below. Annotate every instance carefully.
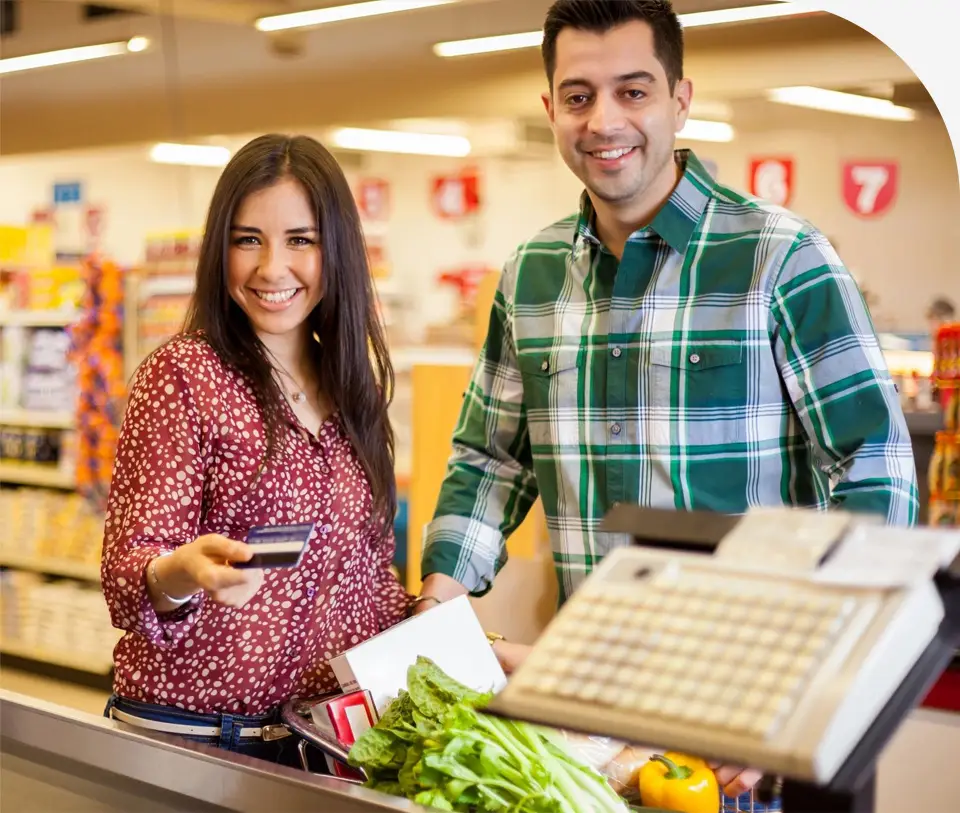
[271,360,308,404]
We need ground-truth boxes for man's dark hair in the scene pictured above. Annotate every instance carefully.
[542,0,684,92]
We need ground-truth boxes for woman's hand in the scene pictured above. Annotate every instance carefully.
[150,534,264,611]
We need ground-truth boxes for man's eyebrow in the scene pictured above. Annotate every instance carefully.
[557,71,657,91]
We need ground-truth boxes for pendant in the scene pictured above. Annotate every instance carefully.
[292,391,306,404]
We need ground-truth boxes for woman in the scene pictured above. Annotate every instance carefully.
[100,134,411,765]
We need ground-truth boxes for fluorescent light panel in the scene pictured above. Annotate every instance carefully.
[256,0,456,33]
[767,86,917,121]
[678,119,735,143]
[0,37,149,75]
[330,127,471,157]
[150,143,232,167]
[434,2,822,57]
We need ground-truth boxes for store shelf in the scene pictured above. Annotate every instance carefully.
[0,462,76,489]
[0,552,99,582]
[392,346,477,371]
[0,640,112,675]
[0,308,80,327]
[139,275,195,300]
[0,409,74,429]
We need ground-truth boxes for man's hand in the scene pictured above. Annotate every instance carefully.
[708,762,764,799]
[493,641,532,674]
[411,573,469,615]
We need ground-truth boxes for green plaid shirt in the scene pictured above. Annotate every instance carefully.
[422,149,919,604]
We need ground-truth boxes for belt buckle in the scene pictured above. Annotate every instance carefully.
[262,724,292,742]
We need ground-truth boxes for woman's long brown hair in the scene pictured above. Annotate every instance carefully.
[182,134,396,537]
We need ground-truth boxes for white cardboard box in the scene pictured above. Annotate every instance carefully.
[329,595,507,714]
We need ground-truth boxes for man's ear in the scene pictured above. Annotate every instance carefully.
[541,91,555,125]
[674,78,693,133]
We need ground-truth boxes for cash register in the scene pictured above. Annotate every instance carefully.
[485,505,960,813]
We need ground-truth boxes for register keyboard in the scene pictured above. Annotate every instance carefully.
[485,544,946,784]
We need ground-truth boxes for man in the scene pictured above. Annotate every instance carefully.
[415,0,919,800]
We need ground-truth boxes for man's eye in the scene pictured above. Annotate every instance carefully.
[625,89,645,100]
[566,94,590,106]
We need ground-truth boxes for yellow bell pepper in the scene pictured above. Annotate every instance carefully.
[638,752,720,813]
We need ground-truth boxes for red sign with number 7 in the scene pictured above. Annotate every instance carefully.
[842,161,899,218]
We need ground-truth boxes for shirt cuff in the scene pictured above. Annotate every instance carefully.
[104,546,204,649]
[421,515,507,597]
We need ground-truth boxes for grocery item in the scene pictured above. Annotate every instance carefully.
[347,656,632,812]
[637,752,720,813]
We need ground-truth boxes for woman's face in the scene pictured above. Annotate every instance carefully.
[227,177,323,342]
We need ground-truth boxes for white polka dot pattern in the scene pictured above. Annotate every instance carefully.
[100,335,412,715]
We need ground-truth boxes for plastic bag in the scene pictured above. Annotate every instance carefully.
[551,732,656,801]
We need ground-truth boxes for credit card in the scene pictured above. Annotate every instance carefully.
[234,522,315,569]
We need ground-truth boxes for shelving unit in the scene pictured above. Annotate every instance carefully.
[0,409,75,429]
[0,308,79,327]
[0,461,76,489]
[0,552,99,582]
[0,640,113,676]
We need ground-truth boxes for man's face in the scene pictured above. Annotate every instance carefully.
[543,21,692,209]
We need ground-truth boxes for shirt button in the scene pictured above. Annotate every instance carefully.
[307,587,317,599]
[611,423,622,436]
[612,347,622,359]
[689,353,701,365]
[540,360,550,372]
[320,524,333,534]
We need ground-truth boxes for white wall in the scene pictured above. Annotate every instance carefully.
[1,110,957,331]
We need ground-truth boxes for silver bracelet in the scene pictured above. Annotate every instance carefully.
[149,552,197,606]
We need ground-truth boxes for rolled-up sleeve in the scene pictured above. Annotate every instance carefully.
[100,347,209,647]
[771,231,919,525]
[421,261,539,596]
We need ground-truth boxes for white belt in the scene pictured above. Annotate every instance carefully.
[109,707,287,740]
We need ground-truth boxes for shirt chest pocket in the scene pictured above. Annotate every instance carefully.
[517,348,584,447]
[648,341,747,411]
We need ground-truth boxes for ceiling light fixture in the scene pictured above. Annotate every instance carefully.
[433,2,822,57]
[678,119,736,143]
[0,37,150,76]
[766,86,917,121]
[149,143,232,168]
[256,0,457,33]
[330,127,471,157]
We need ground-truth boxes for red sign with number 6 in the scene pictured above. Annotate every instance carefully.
[749,157,794,207]
[842,161,899,218]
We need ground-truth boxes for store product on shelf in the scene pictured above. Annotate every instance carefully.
[67,255,126,510]
[0,569,120,668]
[143,230,202,276]
[0,488,104,566]
[21,327,78,411]
[929,323,960,527]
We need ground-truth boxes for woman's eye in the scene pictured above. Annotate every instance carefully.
[234,235,260,246]
[289,236,314,247]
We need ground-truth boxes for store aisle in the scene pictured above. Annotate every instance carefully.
[0,668,108,716]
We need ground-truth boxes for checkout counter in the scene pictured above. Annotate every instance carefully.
[0,690,431,813]
[3,690,958,813]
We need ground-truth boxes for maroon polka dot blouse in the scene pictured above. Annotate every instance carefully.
[101,334,412,715]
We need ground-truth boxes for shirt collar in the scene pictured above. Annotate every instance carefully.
[575,148,716,256]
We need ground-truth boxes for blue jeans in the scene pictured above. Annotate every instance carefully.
[103,694,322,771]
